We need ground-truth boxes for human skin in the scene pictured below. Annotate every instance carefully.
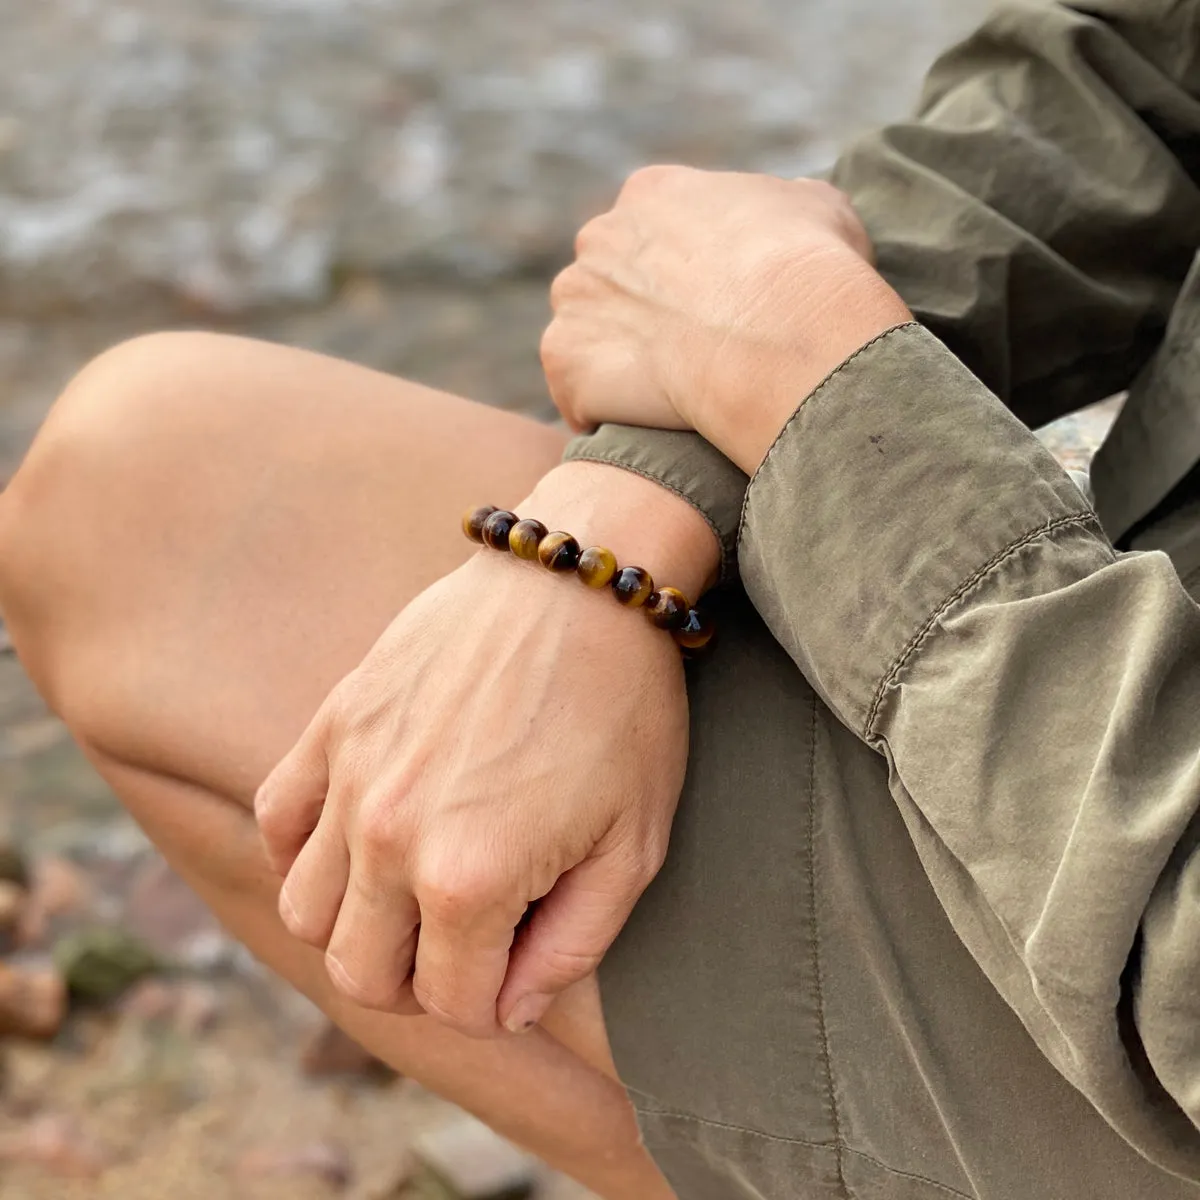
[257,167,911,1039]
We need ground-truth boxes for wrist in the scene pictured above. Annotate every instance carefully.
[517,460,721,602]
[700,263,913,475]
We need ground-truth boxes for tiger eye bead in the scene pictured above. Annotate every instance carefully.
[673,608,716,652]
[611,565,654,608]
[463,505,498,543]
[577,546,618,588]
[509,518,549,560]
[645,586,690,631]
[538,531,582,572]
[481,509,519,550]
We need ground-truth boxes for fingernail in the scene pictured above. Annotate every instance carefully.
[504,993,552,1035]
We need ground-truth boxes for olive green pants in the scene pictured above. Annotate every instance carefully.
[599,590,1200,1200]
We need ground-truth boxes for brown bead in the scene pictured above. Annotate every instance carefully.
[673,608,716,652]
[538,531,581,572]
[645,587,690,631]
[611,565,654,607]
[577,546,617,588]
[509,518,549,560]
[462,505,498,543]
[481,510,519,550]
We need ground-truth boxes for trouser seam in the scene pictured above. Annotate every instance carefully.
[807,692,849,1197]
[631,1109,976,1200]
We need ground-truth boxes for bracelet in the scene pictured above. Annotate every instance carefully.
[462,505,716,654]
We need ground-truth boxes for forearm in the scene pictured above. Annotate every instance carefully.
[735,321,1200,1177]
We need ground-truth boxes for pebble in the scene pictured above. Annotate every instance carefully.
[233,1139,353,1189]
[0,1113,111,1179]
[0,0,991,314]
[412,1115,538,1200]
[300,1019,394,1081]
[0,839,31,888]
[0,878,27,950]
[52,926,161,1003]
[0,961,67,1040]
[123,857,220,955]
[15,855,91,949]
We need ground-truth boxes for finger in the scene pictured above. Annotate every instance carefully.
[411,860,524,1038]
[277,807,350,949]
[255,707,332,876]
[497,849,646,1035]
[324,864,422,1012]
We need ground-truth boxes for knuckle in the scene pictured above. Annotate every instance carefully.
[417,860,504,921]
[547,267,575,311]
[277,889,328,948]
[253,781,279,832]
[322,679,359,736]
[536,945,603,988]
[800,177,849,205]
[572,214,607,257]
[326,955,399,1010]
[411,982,462,1026]
[539,319,565,366]
[355,806,409,875]
[621,162,678,198]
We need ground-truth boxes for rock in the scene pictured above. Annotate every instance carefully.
[0,961,67,1040]
[173,980,223,1035]
[412,1116,537,1200]
[0,879,27,951]
[300,1019,394,1081]
[0,1113,111,1179]
[124,857,220,957]
[52,926,162,1003]
[0,839,31,888]
[0,0,992,316]
[120,978,222,1035]
[119,978,177,1023]
[233,1140,353,1189]
[15,855,91,949]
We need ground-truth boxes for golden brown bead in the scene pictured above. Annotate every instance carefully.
[673,608,716,652]
[611,565,654,607]
[463,505,498,543]
[509,518,549,560]
[481,509,519,550]
[645,586,690,631]
[577,546,618,588]
[538,531,582,572]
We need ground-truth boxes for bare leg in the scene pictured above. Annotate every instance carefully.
[0,332,672,1199]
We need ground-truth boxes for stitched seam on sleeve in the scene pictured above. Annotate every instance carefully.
[564,452,735,582]
[863,510,1109,740]
[735,320,920,548]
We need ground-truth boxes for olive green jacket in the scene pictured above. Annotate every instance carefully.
[565,0,1200,1181]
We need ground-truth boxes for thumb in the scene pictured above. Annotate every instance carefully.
[497,848,645,1034]
[253,707,332,876]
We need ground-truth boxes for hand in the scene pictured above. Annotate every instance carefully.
[542,166,912,473]
[255,461,719,1037]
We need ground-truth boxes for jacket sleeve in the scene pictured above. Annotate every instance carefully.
[565,0,1200,563]
[739,320,1200,1179]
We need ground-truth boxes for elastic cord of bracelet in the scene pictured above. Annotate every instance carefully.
[462,505,715,654]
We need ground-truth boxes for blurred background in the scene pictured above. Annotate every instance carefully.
[0,1,1026,1196]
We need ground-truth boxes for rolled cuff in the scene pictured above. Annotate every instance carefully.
[563,424,748,584]
[737,322,1099,736]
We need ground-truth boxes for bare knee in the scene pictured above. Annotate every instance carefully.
[0,331,236,722]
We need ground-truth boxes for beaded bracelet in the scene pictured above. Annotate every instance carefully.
[462,505,716,654]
